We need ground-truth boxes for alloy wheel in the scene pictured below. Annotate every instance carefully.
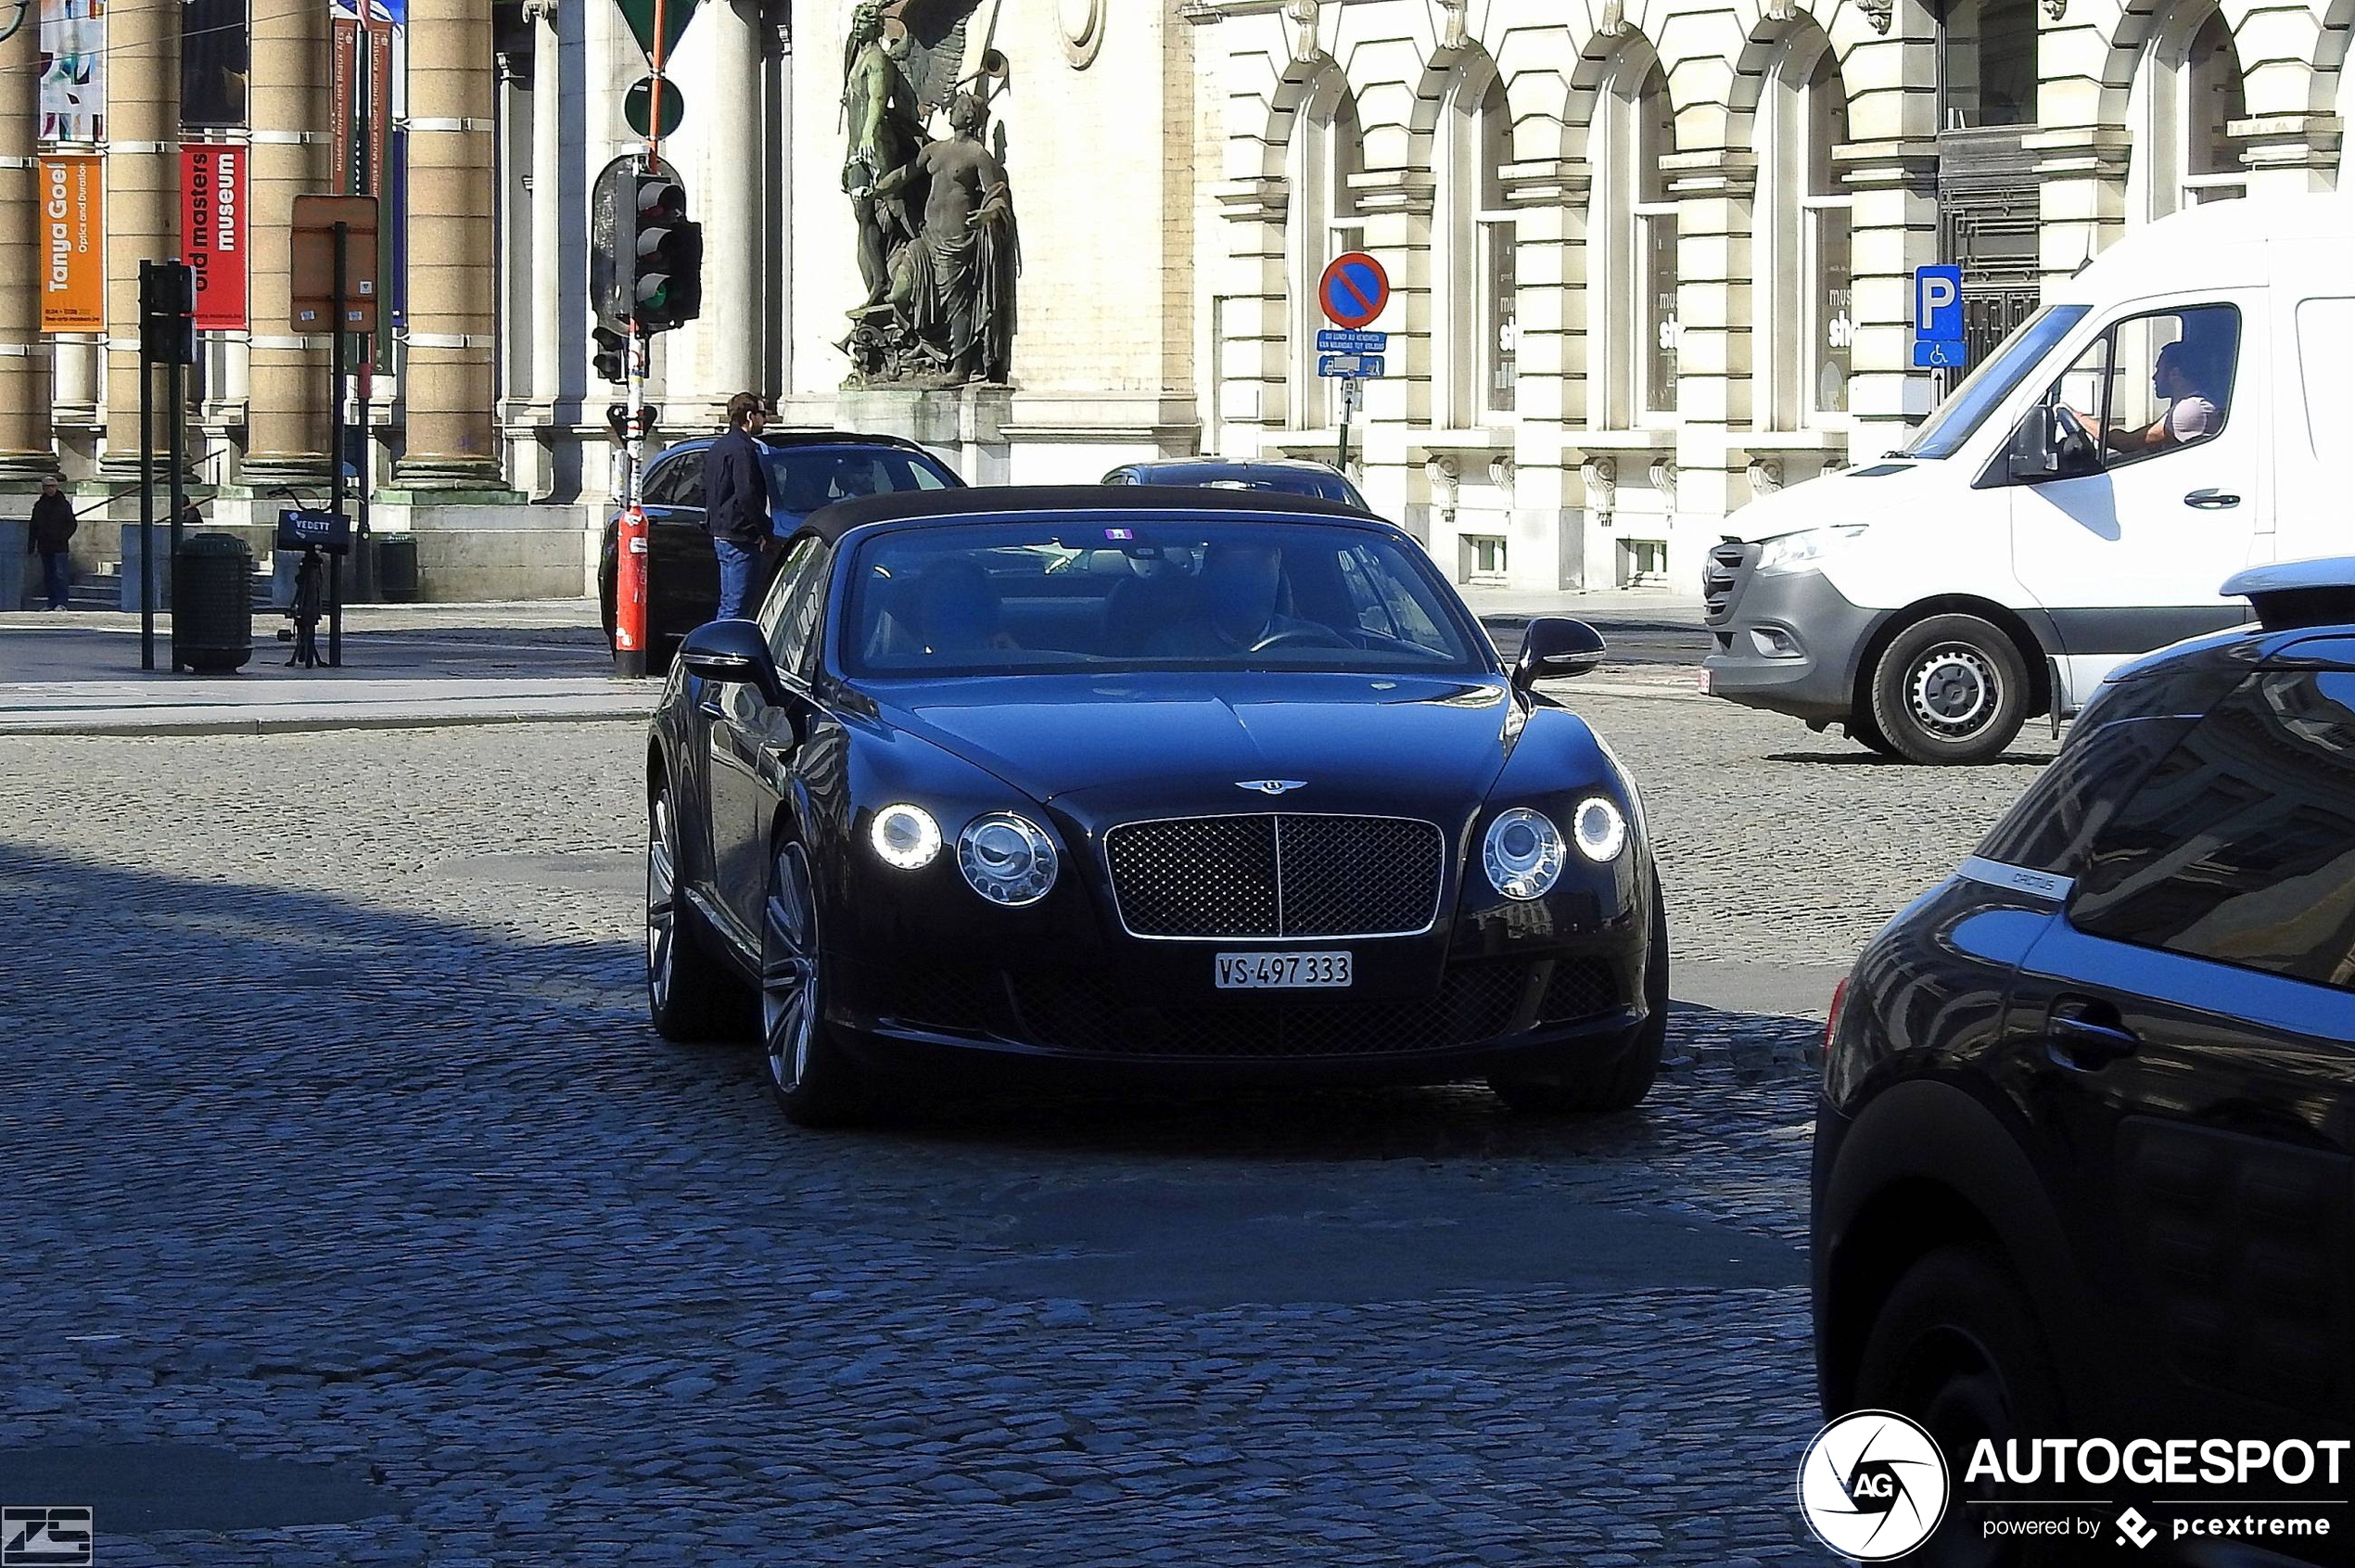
[762,843,820,1095]
[646,791,678,1013]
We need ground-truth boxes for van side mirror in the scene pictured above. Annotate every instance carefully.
[678,618,788,706]
[1511,618,1607,690]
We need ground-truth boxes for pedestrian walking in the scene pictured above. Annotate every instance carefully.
[287,544,325,668]
[28,474,76,611]
[703,392,772,621]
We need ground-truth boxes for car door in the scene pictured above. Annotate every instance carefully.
[2008,298,2269,674]
[706,534,831,934]
[2005,660,2355,1442]
[646,449,720,643]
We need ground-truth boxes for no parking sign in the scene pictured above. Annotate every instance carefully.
[1318,252,1390,330]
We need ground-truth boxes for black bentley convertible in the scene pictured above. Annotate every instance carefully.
[643,486,1666,1126]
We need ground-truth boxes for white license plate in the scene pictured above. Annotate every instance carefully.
[1215,951,1353,989]
[1696,666,1713,695]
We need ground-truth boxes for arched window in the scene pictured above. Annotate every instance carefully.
[1289,74,1363,427]
[1593,51,1676,427]
[1439,67,1517,425]
[2129,8,2247,223]
[1936,0,2036,129]
[1756,36,1852,428]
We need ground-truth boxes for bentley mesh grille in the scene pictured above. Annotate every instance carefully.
[1104,813,1444,939]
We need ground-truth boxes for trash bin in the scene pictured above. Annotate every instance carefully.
[376,532,419,603]
[0,517,26,609]
[172,531,254,674]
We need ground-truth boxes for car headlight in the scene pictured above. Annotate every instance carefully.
[1483,808,1565,900]
[869,803,942,870]
[960,813,1059,906]
[1755,525,1867,574]
[1572,797,1628,862]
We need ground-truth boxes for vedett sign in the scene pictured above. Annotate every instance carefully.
[39,154,103,333]
[183,143,248,330]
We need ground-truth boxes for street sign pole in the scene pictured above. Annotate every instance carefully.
[1336,376,1358,475]
[327,221,348,669]
[612,0,669,680]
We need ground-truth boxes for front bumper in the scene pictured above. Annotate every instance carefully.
[1699,546,1888,724]
[819,825,1658,1086]
[828,950,1650,1088]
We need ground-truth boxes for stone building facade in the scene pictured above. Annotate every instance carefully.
[1189,0,2350,593]
[1,0,2348,600]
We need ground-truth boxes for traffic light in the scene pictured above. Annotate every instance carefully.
[630,173,702,333]
[139,260,196,365]
[592,324,627,384]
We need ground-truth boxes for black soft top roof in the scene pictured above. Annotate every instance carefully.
[790,483,1381,545]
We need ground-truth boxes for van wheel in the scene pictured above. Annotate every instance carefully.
[1868,616,2030,765]
[1852,1244,2069,1567]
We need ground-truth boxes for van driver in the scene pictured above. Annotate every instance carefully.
[2097,340,2223,455]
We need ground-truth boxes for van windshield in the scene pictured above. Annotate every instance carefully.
[1899,305,2091,460]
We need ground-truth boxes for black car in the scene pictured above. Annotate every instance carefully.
[599,430,963,669]
[1102,457,1371,513]
[1814,560,2355,1565]
[643,485,1664,1127]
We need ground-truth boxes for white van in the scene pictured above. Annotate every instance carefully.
[1700,193,2355,762]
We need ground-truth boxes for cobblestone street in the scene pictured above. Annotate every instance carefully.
[0,695,2058,1565]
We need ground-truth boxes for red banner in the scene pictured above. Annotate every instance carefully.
[181,143,248,329]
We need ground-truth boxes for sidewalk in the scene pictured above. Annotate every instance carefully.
[0,601,659,736]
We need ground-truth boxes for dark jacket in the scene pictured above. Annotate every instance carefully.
[702,429,770,547]
[29,492,76,555]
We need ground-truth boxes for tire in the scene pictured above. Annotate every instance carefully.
[1490,873,1669,1114]
[1867,615,2031,766]
[646,783,756,1042]
[1852,1243,2069,1568]
[1846,707,1903,759]
[760,837,870,1128]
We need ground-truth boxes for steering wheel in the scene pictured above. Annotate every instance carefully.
[1249,626,1353,653]
[2053,403,2093,443]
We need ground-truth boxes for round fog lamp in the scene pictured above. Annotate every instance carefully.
[870,803,942,870]
[1572,797,1628,863]
[960,813,1059,906]
[1483,808,1564,900]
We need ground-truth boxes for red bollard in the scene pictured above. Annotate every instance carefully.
[615,504,650,679]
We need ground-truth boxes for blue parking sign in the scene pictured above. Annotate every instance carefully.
[1913,265,1964,343]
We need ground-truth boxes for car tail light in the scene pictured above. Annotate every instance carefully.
[1825,975,1851,1055]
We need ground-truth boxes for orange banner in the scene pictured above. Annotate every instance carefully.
[39,154,103,333]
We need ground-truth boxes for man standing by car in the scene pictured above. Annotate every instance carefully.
[28,474,76,611]
[703,393,771,620]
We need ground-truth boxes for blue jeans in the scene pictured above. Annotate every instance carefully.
[40,551,69,610]
[714,539,760,621]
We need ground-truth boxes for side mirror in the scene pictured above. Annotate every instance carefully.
[679,618,788,706]
[1511,617,1607,690]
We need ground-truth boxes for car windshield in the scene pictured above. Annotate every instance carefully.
[843,518,1488,678]
[1195,469,1364,507]
[1898,305,2091,460]
[768,446,952,526]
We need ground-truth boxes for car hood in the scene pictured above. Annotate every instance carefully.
[1734,457,1951,543]
[869,670,1522,818]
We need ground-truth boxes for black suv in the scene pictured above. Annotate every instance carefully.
[599,430,962,669]
[1814,559,2355,1565]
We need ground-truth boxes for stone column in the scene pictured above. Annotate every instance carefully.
[1840,141,1941,445]
[700,0,766,411]
[528,0,563,414]
[1663,147,1756,579]
[240,0,332,489]
[393,0,506,491]
[97,0,177,478]
[0,10,55,479]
